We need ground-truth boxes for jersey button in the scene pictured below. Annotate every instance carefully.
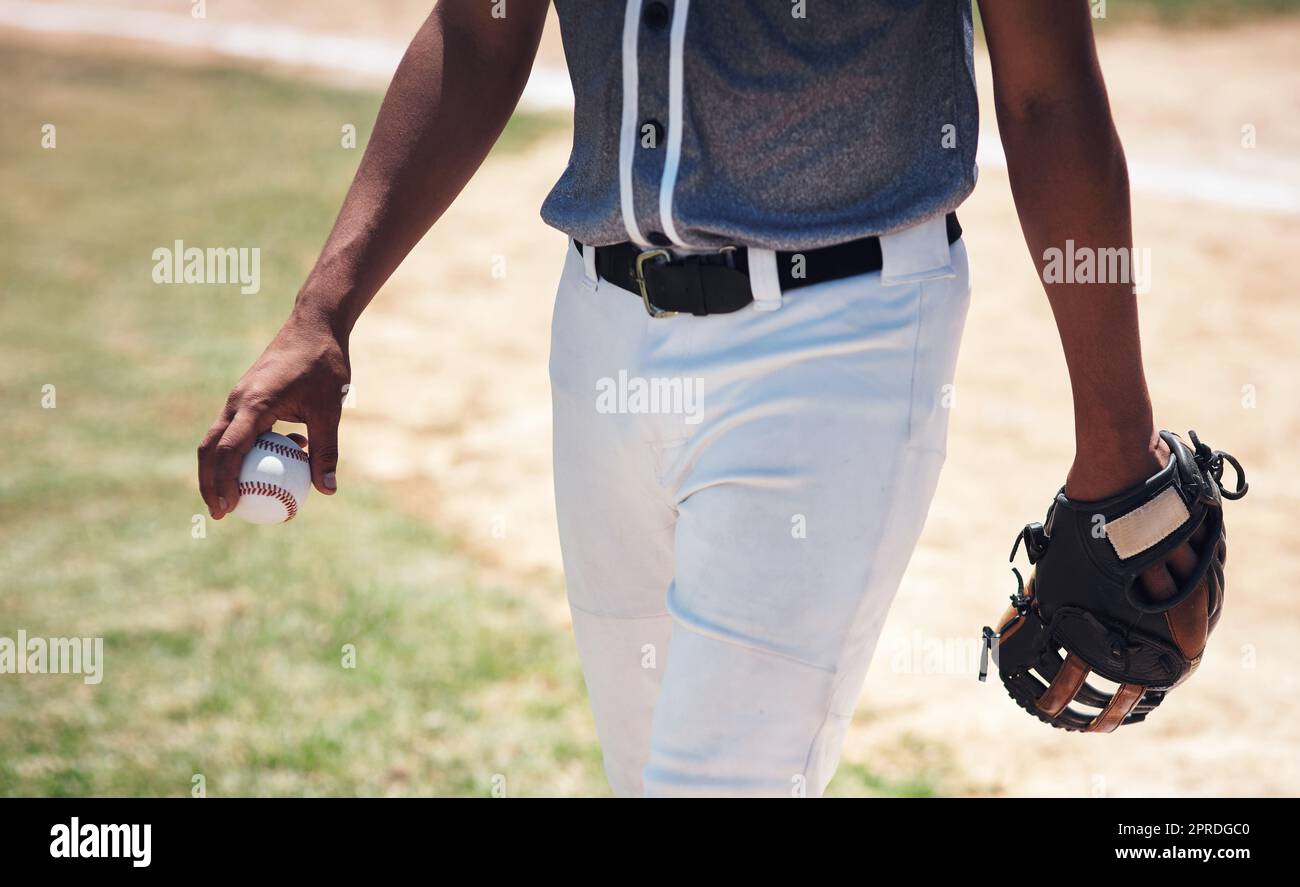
[643,2,670,30]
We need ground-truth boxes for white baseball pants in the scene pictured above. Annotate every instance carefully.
[549,215,971,797]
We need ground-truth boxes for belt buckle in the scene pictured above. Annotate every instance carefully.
[634,248,678,318]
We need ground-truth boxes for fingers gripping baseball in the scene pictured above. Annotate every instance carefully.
[197,420,229,519]
[306,413,341,496]
[197,317,350,519]
[215,408,276,514]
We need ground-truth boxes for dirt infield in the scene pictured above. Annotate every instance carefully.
[340,16,1300,796]
[15,3,1298,794]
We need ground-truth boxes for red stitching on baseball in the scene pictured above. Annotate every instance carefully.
[238,481,298,521]
[253,438,310,463]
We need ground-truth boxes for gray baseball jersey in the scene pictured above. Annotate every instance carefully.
[540,0,979,251]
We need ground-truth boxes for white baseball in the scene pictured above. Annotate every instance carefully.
[232,431,312,525]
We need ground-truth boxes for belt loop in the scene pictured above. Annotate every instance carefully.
[747,248,783,311]
[879,214,956,286]
[581,243,598,285]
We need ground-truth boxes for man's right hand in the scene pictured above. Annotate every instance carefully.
[193,0,548,521]
[198,312,350,520]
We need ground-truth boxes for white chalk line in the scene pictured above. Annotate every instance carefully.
[976,141,1300,216]
[3,0,1297,215]
[0,0,575,109]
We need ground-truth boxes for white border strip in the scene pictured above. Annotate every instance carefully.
[0,0,573,110]
[658,0,691,246]
[617,0,648,245]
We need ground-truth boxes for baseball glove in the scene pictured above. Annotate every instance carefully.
[979,430,1247,732]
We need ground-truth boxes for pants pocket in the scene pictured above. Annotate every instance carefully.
[906,241,972,450]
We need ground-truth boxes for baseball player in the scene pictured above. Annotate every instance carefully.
[197,1,1243,796]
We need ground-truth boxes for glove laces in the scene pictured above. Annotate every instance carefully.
[1188,430,1248,500]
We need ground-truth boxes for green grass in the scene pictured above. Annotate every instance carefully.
[0,40,599,797]
[0,39,959,797]
[825,733,958,799]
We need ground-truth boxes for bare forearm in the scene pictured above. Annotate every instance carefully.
[977,0,1167,498]
[971,0,1201,608]
[294,2,545,337]
[998,96,1154,455]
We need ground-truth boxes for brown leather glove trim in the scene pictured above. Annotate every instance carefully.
[1036,652,1089,718]
[1165,581,1211,660]
[1087,683,1145,733]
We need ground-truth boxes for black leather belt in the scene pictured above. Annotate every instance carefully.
[579,212,961,317]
